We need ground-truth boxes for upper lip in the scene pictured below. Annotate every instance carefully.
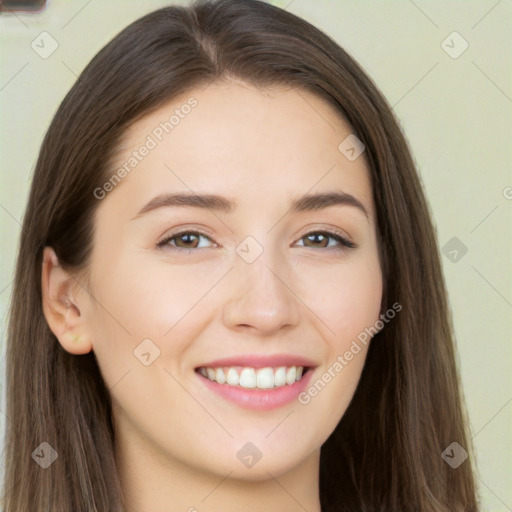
[196,354,317,369]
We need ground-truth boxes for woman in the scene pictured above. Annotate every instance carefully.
[2,0,479,510]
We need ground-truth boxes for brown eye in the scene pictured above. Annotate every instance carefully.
[157,231,214,250]
[297,231,356,250]
[173,233,200,249]
[303,233,330,248]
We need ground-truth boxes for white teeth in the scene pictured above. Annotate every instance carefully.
[286,366,296,385]
[199,365,307,389]
[226,367,240,386]
[215,368,226,384]
[274,366,287,387]
[239,368,257,388]
[256,367,275,389]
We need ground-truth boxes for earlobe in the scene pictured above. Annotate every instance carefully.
[41,246,93,355]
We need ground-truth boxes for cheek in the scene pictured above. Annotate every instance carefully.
[293,250,382,424]
[296,250,383,343]
[90,252,199,334]
[85,252,223,381]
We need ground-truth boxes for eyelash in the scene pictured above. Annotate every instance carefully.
[156,229,357,252]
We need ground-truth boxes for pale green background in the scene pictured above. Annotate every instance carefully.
[1,0,511,510]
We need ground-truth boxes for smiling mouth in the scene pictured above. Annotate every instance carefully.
[195,365,312,389]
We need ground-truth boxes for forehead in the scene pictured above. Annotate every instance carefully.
[102,80,373,218]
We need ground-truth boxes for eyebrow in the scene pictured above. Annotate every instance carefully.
[131,190,369,220]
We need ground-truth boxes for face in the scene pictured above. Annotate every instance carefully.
[64,81,382,481]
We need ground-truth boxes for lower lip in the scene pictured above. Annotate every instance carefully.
[196,369,314,411]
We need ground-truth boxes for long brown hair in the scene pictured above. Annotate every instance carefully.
[2,1,479,510]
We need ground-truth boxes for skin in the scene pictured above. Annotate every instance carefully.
[42,81,383,512]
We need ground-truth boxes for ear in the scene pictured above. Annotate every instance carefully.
[41,246,93,355]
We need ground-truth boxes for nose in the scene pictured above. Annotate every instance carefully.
[222,245,301,336]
